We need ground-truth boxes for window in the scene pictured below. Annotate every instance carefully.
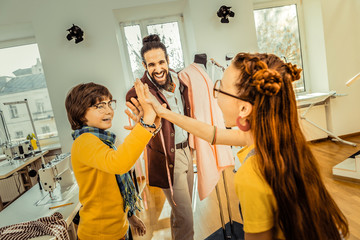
[9,105,18,119]
[0,43,60,148]
[15,131,24,139]
[254,3,306,93]
[121,16,187,81]
[41,126,50,134]
[36,101,45,113]
[123,25,144,80]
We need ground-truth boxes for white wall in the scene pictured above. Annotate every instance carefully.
[113,0,258,76]
[0,0,176,152]
[0,0,258,152]
[319,0,360,135]
[185,0,258,67]
[2,0,359,153]
[302,0,329,93]
[113,0,188,87]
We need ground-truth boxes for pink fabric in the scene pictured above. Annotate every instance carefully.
[179,63,234,200]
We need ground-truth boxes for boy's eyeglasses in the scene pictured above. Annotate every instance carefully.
[92,100,117,113]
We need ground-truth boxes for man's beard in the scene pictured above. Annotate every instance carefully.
[150,71,171,90]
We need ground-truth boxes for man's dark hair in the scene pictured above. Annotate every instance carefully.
[140,34,168,64]
[65,82,112,130]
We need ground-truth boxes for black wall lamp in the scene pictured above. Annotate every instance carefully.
[66,24,84,44]
[217,5,235,23]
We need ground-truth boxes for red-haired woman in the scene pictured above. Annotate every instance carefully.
[133,52,349,240]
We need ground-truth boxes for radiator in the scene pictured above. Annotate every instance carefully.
[0,158,43,203]
[0,174,25,202]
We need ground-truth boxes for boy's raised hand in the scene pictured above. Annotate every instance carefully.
[134,79,156,124]
[134,79,166,128]
[124,97,143,130]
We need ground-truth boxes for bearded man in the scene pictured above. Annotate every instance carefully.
[126,34,194,240]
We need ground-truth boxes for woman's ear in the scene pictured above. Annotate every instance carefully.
[238,101,253,118]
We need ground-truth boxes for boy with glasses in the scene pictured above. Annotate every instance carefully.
[65,82,161,240]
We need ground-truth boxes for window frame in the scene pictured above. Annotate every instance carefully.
[253,0,310,95]
[0,36,36,50]
[119,15,189,86]
[0,38,60,148]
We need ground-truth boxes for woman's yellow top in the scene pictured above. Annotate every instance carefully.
[234,145,285,239]
[71,124,152,240]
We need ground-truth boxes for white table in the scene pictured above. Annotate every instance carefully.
[0,150,49,210]
[0,182,81,240]
[0,150,49,179]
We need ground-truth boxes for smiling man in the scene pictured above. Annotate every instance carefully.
[126,34,194,240]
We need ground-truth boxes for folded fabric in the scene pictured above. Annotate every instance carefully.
[0,212,69,240]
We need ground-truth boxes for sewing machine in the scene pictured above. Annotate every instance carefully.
[1,140,34,160]
[1,143,17,160]
[38,153,74,200]
[14,140,34,159]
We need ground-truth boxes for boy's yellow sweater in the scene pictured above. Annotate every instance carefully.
[71,124,152,240]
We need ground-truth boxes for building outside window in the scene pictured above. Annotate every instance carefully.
[253,3,306,93]
[36,101,45,113]
[121,16,187,82]
[41,125,50,134]
[9,105,18,119]
[15,131,24,139]
[0,43,60,148]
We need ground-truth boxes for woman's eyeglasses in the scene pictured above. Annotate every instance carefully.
[213,80,250,102]
[92,100,117,113]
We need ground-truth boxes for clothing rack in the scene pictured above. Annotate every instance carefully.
[209,58,225,72]
[208,58,234,238]
[215,170,234,238]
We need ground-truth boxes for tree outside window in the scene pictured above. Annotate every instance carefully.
[122,18,186,82]
[147,22,185,72]
[254,4,305,92]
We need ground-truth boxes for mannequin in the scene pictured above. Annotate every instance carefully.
[225,53,234,67]
[194,53,207,69]
[178,58,234,201]
[181,56,235,238]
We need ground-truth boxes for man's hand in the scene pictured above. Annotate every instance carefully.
[128,214,146,236]
[134,79,157,125]
[142,82,168,117]
[124,98,143,130]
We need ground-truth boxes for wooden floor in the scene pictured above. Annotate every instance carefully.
[134,135,360,240]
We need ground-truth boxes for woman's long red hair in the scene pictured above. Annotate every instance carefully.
[233,53,348,240]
